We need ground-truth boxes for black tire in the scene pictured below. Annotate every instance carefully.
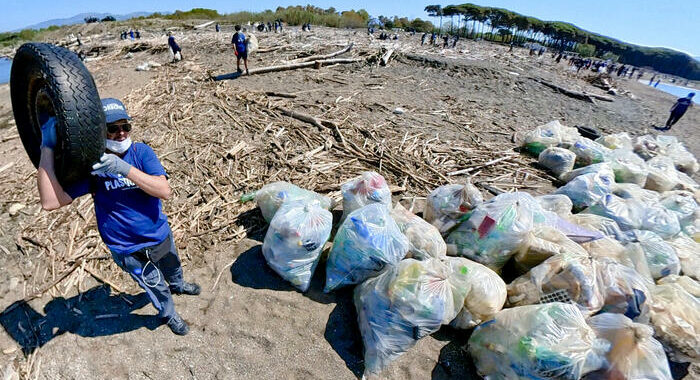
[11,42,105,186]
[576,125,601,140]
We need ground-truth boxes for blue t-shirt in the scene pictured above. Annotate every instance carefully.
[66,143,170,255]
[232,32,246,53]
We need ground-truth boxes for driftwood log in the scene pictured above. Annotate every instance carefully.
[380,49,394,66]
[213,57,363,80]
[532,78,614,103]
[290,43,354,63]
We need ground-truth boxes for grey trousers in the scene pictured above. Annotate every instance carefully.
[111,234,184,320]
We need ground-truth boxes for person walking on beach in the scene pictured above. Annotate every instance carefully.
[421,33,427,45]
[167,32,183,62]
[649,74,657,85]
[231,25,249,75]
[658,93,694,130]
[36,99,200,336]
[215,23,220,32]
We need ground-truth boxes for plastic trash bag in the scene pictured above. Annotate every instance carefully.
[390,203,446,260]
[444,256,506,328]
[645,155,699,192]
[468,303,607,380]
[560,162,614,183]
[587,313,672,380]
[262,201,332,292]
[341,171,392,221]
[584,194,643,231]
[570,138,612,166]
[522,120,581,155]
[538,147,576,177]
[246,33,258,53]
[445,192,546,271]
[633,135,661,161]
[536,194,573,217]
[550,215,604,243]
[595,258,651,319]
[657,275,700,297]
[660,190,698,226]
[654,135,700,174]
[666,235,700,280]
[354,258,468,375]
[555,171,614,209]
[608,149,648,187]
[566,213,631,243]
[253,182,331,223]
[507,253,604,315]
[631,230,680,280]
[514,226,589,273]
[612,183,660,205]
[424,179,483,235]
[596,133,633,151]
[325,203,408,292]
[648,282,700,362]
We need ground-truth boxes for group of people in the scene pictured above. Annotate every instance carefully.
[301,23,312,32]
[120,29,140,40]
[420,32,458,48]
[256,20,284,33]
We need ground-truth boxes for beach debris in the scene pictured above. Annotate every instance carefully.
[247,182,331,223]
[423,179,483,235]
[340,171,391,221]
[390,203,446,260]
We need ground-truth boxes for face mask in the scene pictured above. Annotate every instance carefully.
[105,137,132,154]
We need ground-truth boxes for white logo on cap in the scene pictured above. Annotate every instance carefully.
[103,103,125,112]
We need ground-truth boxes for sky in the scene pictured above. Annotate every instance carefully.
[2,0,698,56]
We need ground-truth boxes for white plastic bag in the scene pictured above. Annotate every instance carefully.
[666,235,700,280]
[325,203,408,292]
[560,162,614,183]
[566,213,631,243]
[649,282,700,362]
[595,257,652,319]
[587,313,672,380]
[596,133,633,151]
[445,192,546,271]
[536,194,573,217]
[555,171,614,209]
[514,225,589,273]
[608,148,648,187]
[262,201,332,291]
[423,179,483,235]
[443,256,506,328]
[340,171,392,221]
[468,303,607,380]
[657,275,700,297]
[631,230,680,280]
[538,147,576,177]
[522,120,581,155]
[390,202,446,260]
[246,33,258,53]
[570,138,612,166]
[660,190,698,226]
[584,194,644,231]
[612,183,660,205]
[253,182,331,223]
[354,258,468,375]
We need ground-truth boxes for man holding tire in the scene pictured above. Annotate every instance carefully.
[36,98,199,336]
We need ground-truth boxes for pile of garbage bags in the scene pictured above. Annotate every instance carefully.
[242,122,700,376]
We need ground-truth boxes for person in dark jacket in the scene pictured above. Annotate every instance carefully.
[167,32,183,62]
[659,93,695,130]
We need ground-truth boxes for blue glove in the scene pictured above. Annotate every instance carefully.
[91,153,132,177]
[40,117,57,149]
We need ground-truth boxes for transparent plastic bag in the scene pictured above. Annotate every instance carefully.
[654,135,700,174]
[522,120,581,155]
[514,226,589,273]
[390,202,446,260]
[587,313,672,380]
[649,282,700,362]
[538,147,576,177]
[253,182,331,223]
[631,230,680,280]
[325,203,408,292]
[424,179,483,235]
[445,192,546,271]
[536,194,573,217]
[262,201,333,292]
[633,135,660,160]
[640,205,681,239]
[560,162,614,183]
[595,258,652,319]
[660,190,698,226]
[444,256,506,328]
[340,171,392,221]
[584,194,643,231]
[657,275,700,297]
[612,183,660,205]
[354,258,468,375]
[596,133,633,151]
[666,235,700,280]
[555,171,614,209]
[468,303,607,380]
[507,253,604,316]
[566,213,631,243]
[608,149,648,187]
[570,138,612,166]
[645,155,693,192]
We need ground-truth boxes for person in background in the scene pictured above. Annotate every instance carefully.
[36,99,200,335]
[231,25,249,75]
[649,74,657,85]
[654,79,660,88]
[135,29,140,39]
[658,93,694,130]
[129,29,134,40]
[421,32,427,45]
[215,23,220,33]
[167,32,183,62]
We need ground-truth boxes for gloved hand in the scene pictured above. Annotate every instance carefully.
[40,117,57,149]
[91,153,132,177]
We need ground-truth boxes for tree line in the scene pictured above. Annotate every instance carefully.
[424,3,699,79]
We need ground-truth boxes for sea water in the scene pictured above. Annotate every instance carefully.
[640,79,699,104]
[0,58,10,84]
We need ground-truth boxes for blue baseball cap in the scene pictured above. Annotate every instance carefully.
[101,98,131,123]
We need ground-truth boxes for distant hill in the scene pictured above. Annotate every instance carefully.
[16,12,158,31]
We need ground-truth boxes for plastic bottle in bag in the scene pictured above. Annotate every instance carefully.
[325,203,408,292]
[445,192,545,271]
[522,120,581,155]
[648,282,700,362]
[654,135,700,174]
[608,149,648,187]
[262,201,333,292]
[587,313,672,380]
[253,182,331,223]
[645,155,691,192]
[666,235,700,280]
[595,258,652,319]
[354,258,468,375]
[596,133,633,151]
[660,190,698,226]
[631,230,680,280]
[340,171,392,221]
[443,256,506,328]
[584,194,643,231]
[555,171,615,210]
[513,225,589,273]
[570,138,612,166]
[390,203,446,260]
[538,147,576,177]
[468,303,608,380]
[612,183,660,205]
[536,194,574,217]
[633,135,661,161]
[423,179,483,235]
[560,162,614,183]
[566,213,631,243]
